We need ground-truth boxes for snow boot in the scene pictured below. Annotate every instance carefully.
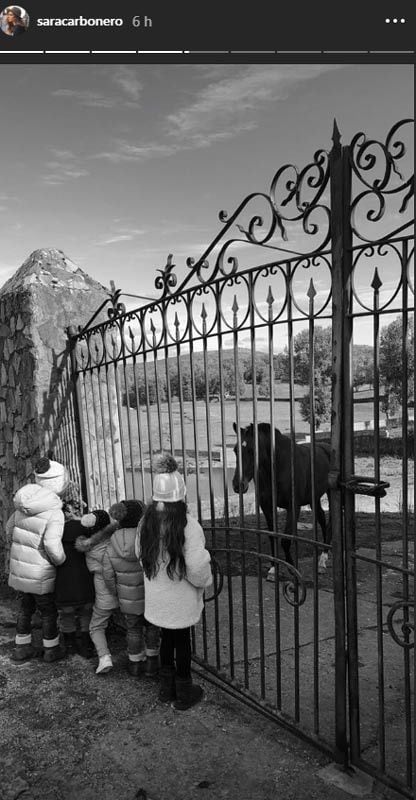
[11,643,34,663]
[158,666,176,703]
[173,677,203,710]
[43,643,66,663]
[77,632,95,659]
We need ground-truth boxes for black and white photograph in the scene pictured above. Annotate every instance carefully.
[0,61,414,799]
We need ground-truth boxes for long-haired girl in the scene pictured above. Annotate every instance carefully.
[136,454,212,710]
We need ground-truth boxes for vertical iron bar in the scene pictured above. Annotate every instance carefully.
[249,270,265,699]
[267,281,282,710]
[372,270,386,772]
[329,123,349,766]
[287,264,300,723]
[400,239,412,787]
[233,293,250,688]
[308,280,320,735]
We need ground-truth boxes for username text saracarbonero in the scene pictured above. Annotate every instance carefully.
[37,17,124,27]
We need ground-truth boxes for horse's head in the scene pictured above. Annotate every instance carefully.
[232,422,254,494]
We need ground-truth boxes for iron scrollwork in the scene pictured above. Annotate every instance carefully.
[153,144,331,301]
[349,118,414,243]
[386,600,414,649]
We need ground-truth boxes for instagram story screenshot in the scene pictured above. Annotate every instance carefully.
[0,3,414,800]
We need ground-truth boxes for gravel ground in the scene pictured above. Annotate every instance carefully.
[0,594,406,800]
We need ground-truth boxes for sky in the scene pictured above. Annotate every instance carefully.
[0,62,413,332]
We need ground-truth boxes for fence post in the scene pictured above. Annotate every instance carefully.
[329,120,352,766]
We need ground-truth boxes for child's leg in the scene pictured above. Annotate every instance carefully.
[144,621,161,677]
[172,627,203,711]
[173,627,192,679]
[36,593,65,662]
[76,603,94,659]
[159,628,175,669]
[59,605,78,655]
[59,606,77,633]
[124,613,147,677]
[16,593,36,638]
[158,627,176,702]
[89,606,113,674]
[13,593,36,661]
[78,603,93,632]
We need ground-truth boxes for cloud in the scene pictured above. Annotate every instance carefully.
[93,140,179,164]
[94,226,147,246]
[52,67,143,109]
[111,66,143,104]
[93,64,342,165]
[42,148,89,185]
[51,89,116,108]
[166,65,342,140]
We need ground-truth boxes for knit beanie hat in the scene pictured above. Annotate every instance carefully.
[109,499,144,528]
[81,509,111,534]
[152,454,186,503]
[34,456,68,496]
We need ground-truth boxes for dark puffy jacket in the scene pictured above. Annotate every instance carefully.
[102,527,144,616]
[55,519,95,607]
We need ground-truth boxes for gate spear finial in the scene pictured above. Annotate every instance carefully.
[332,119,341,148]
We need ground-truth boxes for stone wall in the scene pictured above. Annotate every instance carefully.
[0,249,110,588]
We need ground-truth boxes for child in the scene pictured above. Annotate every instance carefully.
[103,499,160,677]
[136,454,212,710]
[7,456,68,663]
[75,510,118,674]
[54,485,95,658]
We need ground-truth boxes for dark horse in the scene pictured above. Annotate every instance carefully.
[232,422,332,574]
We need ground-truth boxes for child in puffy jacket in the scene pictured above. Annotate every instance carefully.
[7,457,68,663]
[75,509,118,674]
[136,454,212,710]
[103,499,160,678]
[54,485,95,658]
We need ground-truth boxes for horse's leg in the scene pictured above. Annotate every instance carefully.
[316,498,330,573]
[282,506,298,567]
[261,500,279,581]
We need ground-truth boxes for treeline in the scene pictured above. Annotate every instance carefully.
[123,349,282,406]
[122,336,375,412]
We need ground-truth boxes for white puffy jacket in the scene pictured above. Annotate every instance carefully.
[136,514,212,629]
[7,484,65,595]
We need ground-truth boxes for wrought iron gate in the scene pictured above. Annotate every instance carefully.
[67,119,414,796]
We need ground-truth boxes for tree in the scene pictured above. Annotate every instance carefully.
[353,345,374,389]
[299,376,332,429]
[379,316,414,416]
[278,326,332,385]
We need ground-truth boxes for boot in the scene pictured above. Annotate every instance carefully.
[145,654,160,678]
[173,677,203,710]
[63,632,77,655]
[127,659,146,678]
[77,632,95,659]
[11,643,34,663]
[158,666,176,703]
[43,643,66,663]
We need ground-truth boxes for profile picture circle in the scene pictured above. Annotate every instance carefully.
[0,5,29,36]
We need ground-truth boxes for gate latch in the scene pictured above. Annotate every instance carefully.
[341,475,390,498]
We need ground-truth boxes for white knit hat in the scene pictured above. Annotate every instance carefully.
[152,454,186,503]
[34,457,68,495]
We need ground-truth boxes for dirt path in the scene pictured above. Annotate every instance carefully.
[0,594,405,800]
